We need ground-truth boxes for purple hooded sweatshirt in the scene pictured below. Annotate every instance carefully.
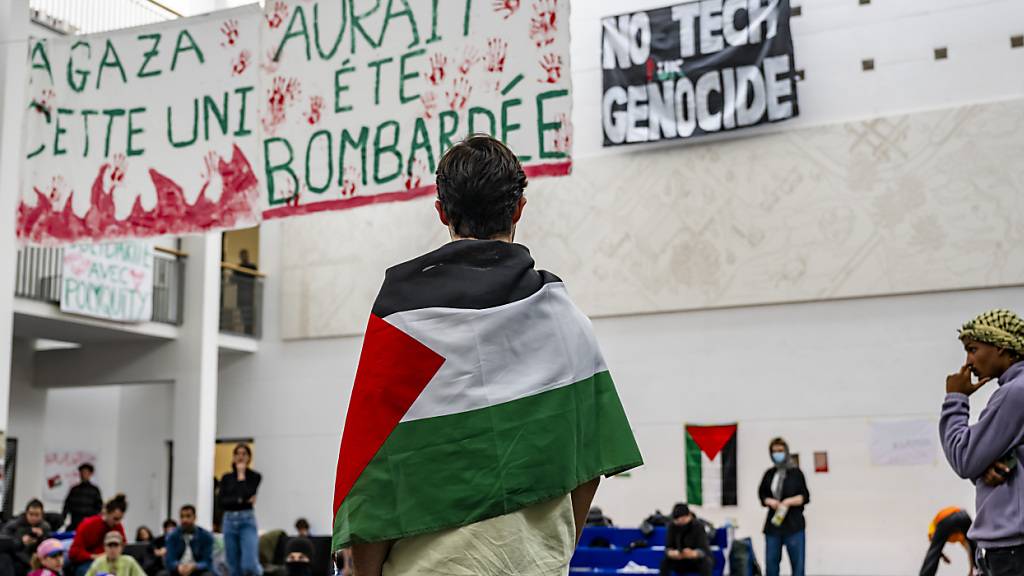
[941,361,1024,549]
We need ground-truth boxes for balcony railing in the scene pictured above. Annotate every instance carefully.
[14,246,186,326]
[220,263,263,338]
[30,0,180,35]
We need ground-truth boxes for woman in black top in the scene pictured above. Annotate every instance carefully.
[758,437,810,576]
[220,444,263,576]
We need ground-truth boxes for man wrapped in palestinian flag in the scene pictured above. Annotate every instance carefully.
[334,135,643,576]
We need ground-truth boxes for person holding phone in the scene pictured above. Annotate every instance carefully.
[941,309,1024,575]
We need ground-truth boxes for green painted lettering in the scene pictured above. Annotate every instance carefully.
[378,0,421,49]
[96,39,128,89]
[350,0,382,53]
[54,108,73,156]
[536,89,569,159]
[373,120,402,184]
[30,41,52,81]
[339,127,370,186]
[127,107,146,157]
[276,5,312,62]
[234,86,254,136]
[137,33,163,78]
[166,100,199,148]
[306,130,333,194]
[102,108,126,158]
[265,137,300,206]
[203,93,229,141]
[313,1,347,60]
[438,110,459,152]
[399,48,425,105]
[409,117,436,173]
[367,56,394,106]
[66,41,91,93]
[171,29,205,71]
[334,62,355,113]
[468,106,496,136]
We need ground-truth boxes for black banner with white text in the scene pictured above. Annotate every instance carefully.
[601,0,798,147]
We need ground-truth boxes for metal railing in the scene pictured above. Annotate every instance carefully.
[14,246,186,325]
[29,0,180,35]
[220,264,263,338]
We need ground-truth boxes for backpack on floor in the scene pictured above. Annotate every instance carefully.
[729,537,762,576]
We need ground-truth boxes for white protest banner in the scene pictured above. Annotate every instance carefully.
[19,6,262,245]
[43,450,97,504]
[259,0,573,218]
[868,419,937,467]
[61,240,154,322]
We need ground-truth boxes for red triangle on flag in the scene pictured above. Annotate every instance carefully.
[686,424,737,461]
[333,314,446,513]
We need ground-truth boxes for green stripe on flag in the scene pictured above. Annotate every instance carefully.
[686,432,702,506]
[333,371,643,549]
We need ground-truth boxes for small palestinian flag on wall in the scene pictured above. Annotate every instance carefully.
[686,424,738,507]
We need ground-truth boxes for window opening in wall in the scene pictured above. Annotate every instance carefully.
[862,58,875,71]
[1012,35,1024,49]
[934,47,948,60]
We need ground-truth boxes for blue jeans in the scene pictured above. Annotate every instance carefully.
[223,510,263,576]
[766,531,805,576]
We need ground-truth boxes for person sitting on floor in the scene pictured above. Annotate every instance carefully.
[164,505,214,576]
[27,539,63,576]
[84,532,145,576]
[660,504,712,576]
[283,539,314,576]
[69,494,128,576]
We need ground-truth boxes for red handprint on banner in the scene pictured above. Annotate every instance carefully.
[200,151,224,200]
[530,0,558,47]
[266,1,289,29]
[486,38,508,74]
[458,45,480,76]
[232,50,252,76]
[261,48,280,74]
[404,158,428,191]
[304,96,324,125]
[341,166,360,197]
[220,19,240,47]
[104,154,127,195]
[420,92,438,120]
[493,0,521,19]
[33,88,56,116]
[447,77,472,111]
[263,76,301,134]
[552,113,572,154]
[427,54,448,86]
[538,53,563,83]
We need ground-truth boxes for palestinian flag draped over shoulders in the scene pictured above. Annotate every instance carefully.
[332,240,644,549]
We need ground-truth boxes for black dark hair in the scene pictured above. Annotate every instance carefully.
[180,504,196,515]
[162,519,178,531]
[104,493,128,514]
[25,498,44,512]
[435,134,528,239]
[135,526,153,541]
[232,443,253,471]
[295,518,310,531]
[78,463,94,473]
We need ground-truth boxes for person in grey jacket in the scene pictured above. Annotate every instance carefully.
[941,309,1024,576]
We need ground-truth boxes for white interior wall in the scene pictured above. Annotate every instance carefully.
[8,338,45,515]
[8,382,174,534]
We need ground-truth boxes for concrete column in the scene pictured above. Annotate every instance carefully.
[0,1,28,435]
[171,234,222,526]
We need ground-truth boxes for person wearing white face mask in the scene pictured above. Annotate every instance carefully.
[758,438,810,576]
